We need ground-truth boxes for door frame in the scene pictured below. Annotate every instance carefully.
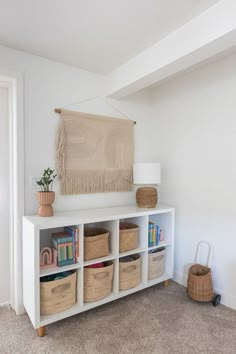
[0,71,24,314]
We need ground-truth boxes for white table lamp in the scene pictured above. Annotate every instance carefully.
[133,163,161,208]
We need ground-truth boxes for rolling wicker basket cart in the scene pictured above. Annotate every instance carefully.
[187,241,221,306]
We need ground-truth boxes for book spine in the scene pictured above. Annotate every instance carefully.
[159,227,164,242]
[148,225,151,247]
[57,243,67,266]
[155,225,159,245]
[76,228,79,261]
[66,242,74,260]
[152,225,156,246]
[64,227,77,263]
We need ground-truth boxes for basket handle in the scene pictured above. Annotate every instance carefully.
[195,241,212,267]
[123,265,136,273]
[93,271,109,280]
[52,283,70,295]
[152,255,162,262]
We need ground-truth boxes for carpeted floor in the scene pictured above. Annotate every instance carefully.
[0,281,236,354]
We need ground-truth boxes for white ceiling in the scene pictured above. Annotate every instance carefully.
[0,0,220,74]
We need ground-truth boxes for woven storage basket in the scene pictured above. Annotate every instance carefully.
[84,227,109,261]
[84,261,114,302]
[187,264,213,302]
[119,222,138,253]
[119,254,141,290]
[40,272,76,315]
[148,248,165,280]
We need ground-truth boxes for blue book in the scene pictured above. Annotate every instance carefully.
[155,224,159,245]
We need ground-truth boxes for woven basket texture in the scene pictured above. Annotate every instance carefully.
[136,187,157,208]
[119,222,138,253]
[119,254,141,290]
[84,262,114,302]
[84,227,109,261]
[187,264,213,302]
[148,249,165,280]
[40,272,76,315]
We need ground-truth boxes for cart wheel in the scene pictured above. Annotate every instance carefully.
[213,294,221,307]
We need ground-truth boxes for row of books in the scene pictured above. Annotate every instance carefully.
[52,226,79,267]
[148,222,164,247]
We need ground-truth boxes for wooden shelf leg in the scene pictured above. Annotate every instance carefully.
[164,279,169,288]
[37,326,46,337]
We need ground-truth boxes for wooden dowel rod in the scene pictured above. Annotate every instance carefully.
[54,108,136,124]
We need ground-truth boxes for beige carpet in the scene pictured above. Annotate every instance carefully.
[0,281,236,354]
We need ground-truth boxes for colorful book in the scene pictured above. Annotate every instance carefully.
[155,224,159,245]
[52,231,76,267]
[148,222,155,247]
[52,231,73,245]
[64,226,79,262]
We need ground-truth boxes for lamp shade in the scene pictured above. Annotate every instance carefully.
[133,163,161,185]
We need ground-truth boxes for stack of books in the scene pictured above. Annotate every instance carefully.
[148,222,164,247]
[52,226,79,267]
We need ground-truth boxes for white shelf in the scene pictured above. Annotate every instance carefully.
[119,246,146,257]
[148,241,171,251]
[84,254,116,267]
[40,262,81,277]
[23,204,174,229]
[23,204,175,330]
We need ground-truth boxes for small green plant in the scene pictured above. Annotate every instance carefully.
[37,168,57,192]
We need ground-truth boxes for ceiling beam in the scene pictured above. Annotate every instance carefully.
[106,0,236,98]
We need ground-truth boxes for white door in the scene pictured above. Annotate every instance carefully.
[0,86,10,304]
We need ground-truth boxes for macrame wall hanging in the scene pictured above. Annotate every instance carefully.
[55,98,135,195]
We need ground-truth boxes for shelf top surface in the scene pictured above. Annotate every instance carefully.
[23,204,174,229]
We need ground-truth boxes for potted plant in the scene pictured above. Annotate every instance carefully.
[36,168,57,217]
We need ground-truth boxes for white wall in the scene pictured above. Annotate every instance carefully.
[0,45,153,306]
[150,53,236,309]
[0,45,153,216]
[0,87,10,304]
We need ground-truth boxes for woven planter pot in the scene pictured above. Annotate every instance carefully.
[136,187,157,208]
[37,191,55,217]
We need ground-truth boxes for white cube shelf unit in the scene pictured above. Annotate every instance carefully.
[23,204,175,336]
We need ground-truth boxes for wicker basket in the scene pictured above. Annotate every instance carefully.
[40,272,76,315]
[119,254,141,290]
[148,248,165,280]
[187,264,213,302]
[84,227,109,261]
[119,222,138,253]
[84,261,114,302]
[136,187,157,208]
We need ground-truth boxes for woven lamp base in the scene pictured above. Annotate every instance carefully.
[136,187,157,208]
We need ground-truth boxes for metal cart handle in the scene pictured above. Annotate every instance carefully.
[195,241,212,267]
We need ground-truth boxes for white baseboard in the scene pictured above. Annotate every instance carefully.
[174,270,236,311]
[0,302,10,308]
